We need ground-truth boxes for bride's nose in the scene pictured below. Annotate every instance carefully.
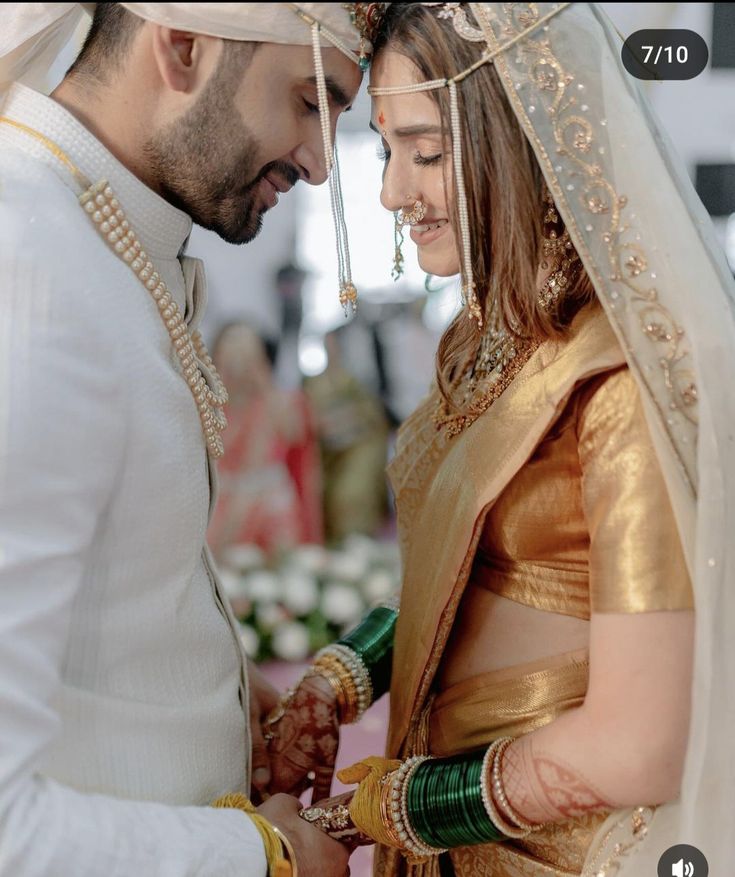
[380,159,415,214]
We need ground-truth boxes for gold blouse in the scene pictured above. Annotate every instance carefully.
[471,365,693,618]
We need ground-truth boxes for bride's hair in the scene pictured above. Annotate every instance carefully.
[373,4,595,410]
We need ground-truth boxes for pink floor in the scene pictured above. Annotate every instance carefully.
[262,661,389,877]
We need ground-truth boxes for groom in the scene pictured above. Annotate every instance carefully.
[0,4,364,875]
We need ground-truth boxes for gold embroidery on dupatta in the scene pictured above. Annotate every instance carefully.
[471,2,697,494]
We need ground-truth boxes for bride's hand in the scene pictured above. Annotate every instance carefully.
[299,791,375,852]
[263,672,340,803]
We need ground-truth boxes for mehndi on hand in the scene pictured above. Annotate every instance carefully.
[263,672,340,803]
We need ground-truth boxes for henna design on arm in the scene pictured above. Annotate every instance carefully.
[501,736,618,824]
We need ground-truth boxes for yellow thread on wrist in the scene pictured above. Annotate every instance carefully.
[337,757,403,849]
[212,793,295,877]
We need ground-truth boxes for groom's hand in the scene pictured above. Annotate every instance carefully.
[247,660,280,798]
[264,673,340,803]
[258,794,350,877]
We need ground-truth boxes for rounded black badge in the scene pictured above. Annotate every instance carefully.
[657,844,708,877]
[622,29,709,80]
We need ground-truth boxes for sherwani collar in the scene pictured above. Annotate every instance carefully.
[1,83,192,265]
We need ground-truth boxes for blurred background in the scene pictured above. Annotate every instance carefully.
[38,4,735,874]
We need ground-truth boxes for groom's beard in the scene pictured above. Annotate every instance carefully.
[145,65,298,244]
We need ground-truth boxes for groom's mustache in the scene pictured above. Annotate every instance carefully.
[245,160,301,194]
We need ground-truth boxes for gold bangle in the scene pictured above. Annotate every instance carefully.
[378,773,404,848]
[212,793,295,877]
[308,665,350,721]
[272,825,299,877]
[311,657,360,724]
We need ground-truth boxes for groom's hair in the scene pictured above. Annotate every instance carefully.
[66,4,144,83]
[65,3,256,89]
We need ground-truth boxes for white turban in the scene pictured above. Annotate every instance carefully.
[0,2,373,94]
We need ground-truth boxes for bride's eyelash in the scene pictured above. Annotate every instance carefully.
[375,146,442,166]
[414,151,442,167]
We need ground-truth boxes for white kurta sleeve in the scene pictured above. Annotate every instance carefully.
[0,214,267,875]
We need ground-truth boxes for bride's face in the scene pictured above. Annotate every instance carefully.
[370,50,460,278]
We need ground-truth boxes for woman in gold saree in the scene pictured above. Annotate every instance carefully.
[264,4,735,876]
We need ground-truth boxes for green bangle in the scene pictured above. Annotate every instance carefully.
[337,604,397,699]
[407,752,506,850]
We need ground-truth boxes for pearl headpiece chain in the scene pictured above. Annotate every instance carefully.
[289,3,362,65]
[368,3,571,328]
[0,116,229,459]
[292,5,359,314]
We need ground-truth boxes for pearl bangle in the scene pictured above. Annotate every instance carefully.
[481,738,535,838]
[387,757,447,859]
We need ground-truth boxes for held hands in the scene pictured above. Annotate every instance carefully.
[258,794,350,877]
[300,791,375,853]
[247,660,281,800]
[264,672,341,803]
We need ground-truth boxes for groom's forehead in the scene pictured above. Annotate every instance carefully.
[255,42,362,103]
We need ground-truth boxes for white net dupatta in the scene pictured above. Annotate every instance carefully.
[468,3,735,872]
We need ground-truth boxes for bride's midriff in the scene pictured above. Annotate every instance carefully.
[438,584,590,690]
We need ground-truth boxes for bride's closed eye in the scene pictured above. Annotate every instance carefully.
[375,145,442,167]
[413,150,442,167]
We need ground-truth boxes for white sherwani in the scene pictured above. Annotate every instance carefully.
[0,85,267,875]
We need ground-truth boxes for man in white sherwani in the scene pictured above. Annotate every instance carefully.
[0,4,367,875]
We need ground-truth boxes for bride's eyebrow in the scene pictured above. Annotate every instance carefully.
[369,121,443,138]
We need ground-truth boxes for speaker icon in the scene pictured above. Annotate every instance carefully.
[672,860,695,877]
[659,844,707,877]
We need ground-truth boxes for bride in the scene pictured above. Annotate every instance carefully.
[265,4,735,876]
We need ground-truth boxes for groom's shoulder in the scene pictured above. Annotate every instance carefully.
[0,146,99,265]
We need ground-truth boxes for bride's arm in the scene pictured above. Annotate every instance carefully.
[502,608,694,821]
[503,367,696,820]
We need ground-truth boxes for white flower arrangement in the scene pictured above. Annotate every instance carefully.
[272,621,312,661]
[321,582,366,626]
[220,538,402,662]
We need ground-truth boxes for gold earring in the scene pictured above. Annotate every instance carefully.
[392,212,405,280]
[539,186,581,311]
[541,185,573,262]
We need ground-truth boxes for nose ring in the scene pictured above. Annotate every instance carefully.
[397,199,427,226]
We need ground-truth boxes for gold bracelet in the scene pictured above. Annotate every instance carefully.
[272,826,299,877]
[311,655,360,724]
[307,665,351,722]
[212,793,295,877]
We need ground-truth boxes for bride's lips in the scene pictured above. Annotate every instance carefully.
[410,218,449,246]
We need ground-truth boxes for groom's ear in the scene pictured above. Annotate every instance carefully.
[150,25,221,95]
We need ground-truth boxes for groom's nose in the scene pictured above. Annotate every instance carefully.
[291,110,343,186]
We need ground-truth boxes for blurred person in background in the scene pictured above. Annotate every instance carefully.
[208,322,323,559]
[272,262,308,389]
[305,326,391,543]
[376,297,442,425]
